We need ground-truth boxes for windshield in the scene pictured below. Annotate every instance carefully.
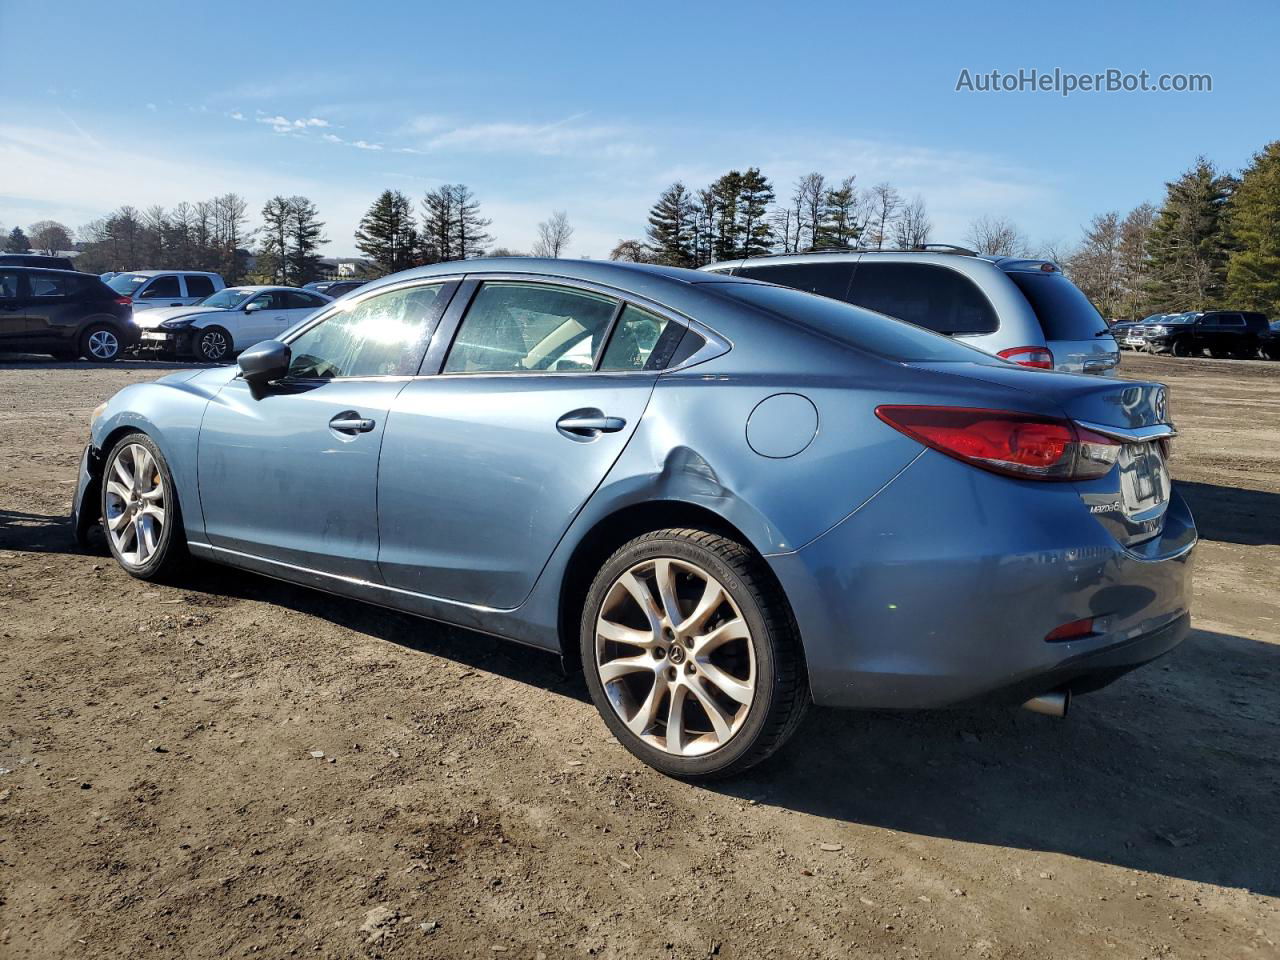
[107,274,149,296]
[1008,272,1108,341]
[198,288,255,309]
[1160,313,1198,324]
[706,282,998,363]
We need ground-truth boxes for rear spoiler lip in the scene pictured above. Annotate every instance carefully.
[1075,420,1176,443]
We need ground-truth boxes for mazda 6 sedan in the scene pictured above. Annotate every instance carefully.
[72,259,1196,778]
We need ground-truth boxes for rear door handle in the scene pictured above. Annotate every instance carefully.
[556,413,626,436]
[329,412,376,434]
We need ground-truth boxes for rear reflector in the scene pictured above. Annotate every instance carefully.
[874,406,1122,480]
[1045,617,1095,642]
[997,345,1055,370]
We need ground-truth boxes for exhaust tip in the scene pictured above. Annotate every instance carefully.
[1022,690,1070,718]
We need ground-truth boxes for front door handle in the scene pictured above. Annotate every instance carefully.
[556,413,626,436]
[329,412,376,434]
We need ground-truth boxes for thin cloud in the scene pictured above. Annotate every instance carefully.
[257,114,331,133]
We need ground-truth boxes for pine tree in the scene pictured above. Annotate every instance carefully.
[258,196,292,284]
[736,167,775,258]
[1144,158,1234,311]
[817,176,860,248]
[452,185,492,260]
[4,226,29,253]
[287,196,326,285]
[709,171,743,262]
[1226,141,1280,315]
[646,182,697,266]
[355,190,418,275]
[420,185,457,263]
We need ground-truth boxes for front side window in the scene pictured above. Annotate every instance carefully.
[286,283,444,379]
[443,282,617,374]
[847,263,998,335]
[184,275,216,299]
[247,291,290,312]
[139,275,181,299]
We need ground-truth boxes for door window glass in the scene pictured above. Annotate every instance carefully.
[286,291,328,309]
[0,270,19,299]
[29,273,72,297]
[184,275,216,299]
[139,275,181,298]
[848,263,999,335]
[286,283,444,379]
[443,282,617,374]
[248,291,290,311]
[599,305,679,371]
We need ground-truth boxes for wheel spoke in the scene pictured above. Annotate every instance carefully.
[665,684,688,755]
[697,661,753,705]
[597,618,657,650]
[653,559,683,625]
[625,679,665,737]
[618,571,662,634]
[141,504,166,525]
[105,480,131,503]
[693,617,750,656]
[112,457,134,491]
[106,508,130,532]
[134,518,153,561]
[676,579,724,635]
[133,447,154,487]
[141,485,164,502]
[688,678,735,743]
[598,655,654,684]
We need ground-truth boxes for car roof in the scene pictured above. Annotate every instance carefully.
[1,265,87,275]
[702,249,1063,274]
[223,284,319,293]
[119,270,221,277]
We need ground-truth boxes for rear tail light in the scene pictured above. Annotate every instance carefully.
[115,296,132,306]
[997,345,1054,369]
[874,406,1122,481]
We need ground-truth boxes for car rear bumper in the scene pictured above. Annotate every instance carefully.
[767,450,1196,709]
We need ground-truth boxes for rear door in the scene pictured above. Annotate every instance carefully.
[22,270,77,342]
[182,274,217,302]
[376,277,684,607]
[1005,269,1118,374]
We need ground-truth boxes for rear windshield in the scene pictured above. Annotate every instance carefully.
[705,282,997,363]
[1008,272,1108,341]
[107,274,149,296]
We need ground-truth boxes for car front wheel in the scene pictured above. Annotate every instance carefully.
[195,326,233,363]
[580,528,808,779]
[101,432,187,581]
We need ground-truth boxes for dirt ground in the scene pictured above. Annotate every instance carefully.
[1,352,1278,960]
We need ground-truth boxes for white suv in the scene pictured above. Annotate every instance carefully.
[105,271,225,311]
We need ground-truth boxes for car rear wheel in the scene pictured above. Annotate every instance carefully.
[80,324,122,362]
[580,528,808,779]
[196,326,233,363]
[101,432,187,581]
[1170,338,1195,358]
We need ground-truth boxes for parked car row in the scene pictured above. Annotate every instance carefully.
[0,265,339,362]
[1114,311,1275,359]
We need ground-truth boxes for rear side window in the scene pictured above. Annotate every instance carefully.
[599,305,680,371]
[139,275,181,299]
[708,282,993,363]
[444,282,618,374]
[735,261,854,300]
[846,263,998,335]
[29,272,72,297]
[1008,272,1107,341]
[287,291,328,309]
[184,275,216,299]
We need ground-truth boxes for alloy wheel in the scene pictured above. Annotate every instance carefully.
[88,329,120,360]
[104,443,167,567]
[595,557,756,757]
[199,330,229,361]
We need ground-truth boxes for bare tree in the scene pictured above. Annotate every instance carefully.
[28,219,74,256]
[965,214,1030,257]
[891,195,932,250]
[532,210,574,258]
[609,239,653,262]
[1063,212,1124,316]
[866,183,902,250]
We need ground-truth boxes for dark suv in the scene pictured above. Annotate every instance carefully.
[0,253,78,271]
[0,267,136,361]
[1142,311,1269,358]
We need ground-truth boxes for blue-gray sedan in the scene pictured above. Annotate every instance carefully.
[72,259,1195,778]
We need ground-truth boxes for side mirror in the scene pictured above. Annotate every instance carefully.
[244,300,264,313]
[237,339,290,387]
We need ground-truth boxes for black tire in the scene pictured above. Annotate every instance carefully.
[100,432,188,582]
[80,323,123,362]
[195,326,233,363]
[1170,338,1195,358]
[580,528,808,780]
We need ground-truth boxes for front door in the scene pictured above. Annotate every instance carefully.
[377,280,685,609]
[197,280,455,580]
[0,269,29,342]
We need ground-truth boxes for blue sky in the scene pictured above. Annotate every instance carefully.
[2,0,1277,258]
